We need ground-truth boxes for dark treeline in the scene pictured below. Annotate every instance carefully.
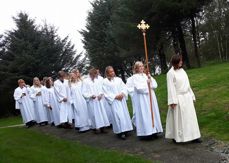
[81,0,229,81]
[0,13,84,116]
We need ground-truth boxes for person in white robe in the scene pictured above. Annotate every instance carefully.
[69,71,90,132]
[54,71,72,128]
[103,66,133,140]
[30,77,49,125]
[63,72,74,124]
[131,61,163,139]
[41,77,54,124]
[42,77,61,126]
[13,79,36,127]
[165,55,201,143]
[96,68,113,125]
[82,68,110,133]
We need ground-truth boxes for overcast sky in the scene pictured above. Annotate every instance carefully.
[0,0,93,53]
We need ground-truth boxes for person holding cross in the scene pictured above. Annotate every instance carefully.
[130,61,163,139]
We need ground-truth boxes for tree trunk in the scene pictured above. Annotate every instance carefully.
[177,23,191,68]
[191,15,201,67]
[119,66,126,83]
[158,43,168,73]
[171,29,180,54]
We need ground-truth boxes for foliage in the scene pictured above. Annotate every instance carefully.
[0,12,82,116]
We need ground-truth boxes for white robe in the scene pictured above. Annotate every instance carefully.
[64,79,74,122]
[82,77,110,129]
[103,77,133,134]
[41,86,53,124]
[30,86,48,123]
[54,79,69,124]
[70,81,90,131]
[165,67,201,142]
[97,75,113,124]
[13,87,36,124]
[132,73,163,136]
[126,76,136,126]
[42,86,61,126]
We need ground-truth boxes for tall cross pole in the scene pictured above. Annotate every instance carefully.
[137,20,154,128]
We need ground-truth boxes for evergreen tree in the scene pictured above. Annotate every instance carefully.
[0,12,81,116]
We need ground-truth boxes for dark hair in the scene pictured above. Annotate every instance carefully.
[171,55,182,70]
[46,78,52,88]
[89,68,97,76]
[58,71,65,78]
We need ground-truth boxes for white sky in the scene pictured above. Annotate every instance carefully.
[0,0,93,53]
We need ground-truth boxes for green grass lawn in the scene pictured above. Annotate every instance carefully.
[0,116,22,127]
[154,62,229,141]
[0,127,149,163]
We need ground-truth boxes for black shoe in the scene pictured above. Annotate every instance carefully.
[192,138,202,143]
[100,127,107,133]
[94,129,100,134]
[172,139,177,143]
[117,133,126,140]
[152,133,158,139]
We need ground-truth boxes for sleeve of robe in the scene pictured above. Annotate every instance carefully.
[119,78,128,100]
[54,82,66,102]
[102,80,116,104]
[150,77,158,89]
[69,87,74,104]
[184,71,196,101]
[14,89,22,104]
[167,71,178,105]
[126,77,134,97]
[133,76,150,94]
[41,87,49,107]
[29,87,37,102]
[97,80,104,96]
[188,87,196,101]
[82,80,93,101]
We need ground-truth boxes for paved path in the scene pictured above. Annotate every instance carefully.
[0,124,24,129]
[34,125,229,163]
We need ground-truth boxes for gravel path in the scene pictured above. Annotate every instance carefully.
[33,125,229,163]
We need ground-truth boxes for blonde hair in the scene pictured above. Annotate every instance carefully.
[71,69,82,81]
[104,66,114,78]
[33,77,41,87]
[134,61,144,73]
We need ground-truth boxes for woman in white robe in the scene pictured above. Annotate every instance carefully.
[69,71,90,132]
[42,77,61,126]
[41,77,53,124]
[165,55,201,143]
[30,77,48,125]
[54,71,72,128]
[13,79,36,127]
[131,61,163,138]
[103,66,133,140]
[82,68,110,133]
[96,70,113,125]
[63,73,74,124]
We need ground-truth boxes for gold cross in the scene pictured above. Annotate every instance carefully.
[137,20,150,32]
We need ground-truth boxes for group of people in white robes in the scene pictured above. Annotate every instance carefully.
[14,56,201,142]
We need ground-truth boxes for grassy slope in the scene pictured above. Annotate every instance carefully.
[154,62,229,141]
[0,127,149,163]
